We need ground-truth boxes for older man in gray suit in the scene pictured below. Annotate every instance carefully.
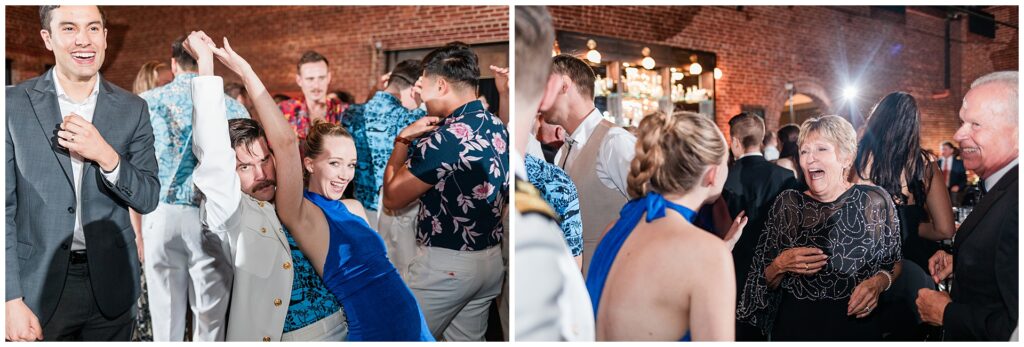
[5,5,159,341]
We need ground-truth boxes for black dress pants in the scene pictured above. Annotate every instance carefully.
[42,259,135,341]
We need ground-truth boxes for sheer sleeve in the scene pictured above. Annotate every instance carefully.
[738,189,800,335]
[860,186,902,274]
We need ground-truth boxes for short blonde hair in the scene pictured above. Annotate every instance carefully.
[627,111,726,199]
[132,60,167,95]
[797,115,858,162]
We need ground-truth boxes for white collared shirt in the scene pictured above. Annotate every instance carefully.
[985,158,1018,192]
[941,155,954,172]
[53,70,120,251]
[553,108,637,196]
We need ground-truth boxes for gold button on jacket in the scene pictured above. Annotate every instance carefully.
[274,298,283,306]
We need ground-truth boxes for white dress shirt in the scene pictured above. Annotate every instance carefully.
[53,71,120,251]
[553,109,637,197]
[985,158,1018,192]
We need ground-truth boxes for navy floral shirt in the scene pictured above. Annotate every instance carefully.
[342,91,425,211]
[282,227,344,332]
[141,73,249,206]
[408,100,508,251]
[524,154,583,256]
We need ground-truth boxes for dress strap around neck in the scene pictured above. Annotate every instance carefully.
[641,192,697,224]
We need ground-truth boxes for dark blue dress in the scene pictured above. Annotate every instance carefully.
[586,192,693,341]
[304,191,434,341]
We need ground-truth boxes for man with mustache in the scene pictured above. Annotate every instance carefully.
[186,32,347,341]
[279,51,345,146]
[916,71,1018,341]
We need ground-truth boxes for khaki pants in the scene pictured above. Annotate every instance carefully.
[377,201,420,282]
[408,245,504,341]
[280,309,348,341]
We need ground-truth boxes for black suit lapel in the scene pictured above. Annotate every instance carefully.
[955,166,1018,250]
[28,71,74,188]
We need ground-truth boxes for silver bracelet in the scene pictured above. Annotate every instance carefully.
[876,270,893,291]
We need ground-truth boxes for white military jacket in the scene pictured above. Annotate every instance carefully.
[191,76,295,341]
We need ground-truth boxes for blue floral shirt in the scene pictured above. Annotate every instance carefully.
[524,154,583,257]
[141,73,249,206]
[282,227,343,332]
[342,91,425,211]
[408,100,508,251]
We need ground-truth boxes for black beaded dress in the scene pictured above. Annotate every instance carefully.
[737,185,902,341]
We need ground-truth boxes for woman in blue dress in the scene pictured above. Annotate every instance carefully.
[198,34,433,341]
[586,111,744,341]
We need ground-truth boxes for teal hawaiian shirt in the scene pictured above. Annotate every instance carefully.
[141,73,250,206]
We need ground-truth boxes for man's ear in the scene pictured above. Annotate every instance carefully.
[40,29,53,51]
[436,77,450,97]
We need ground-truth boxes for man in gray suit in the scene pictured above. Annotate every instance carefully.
[5,5,159,341]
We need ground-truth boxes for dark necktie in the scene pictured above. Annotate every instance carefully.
[559,141,573,169]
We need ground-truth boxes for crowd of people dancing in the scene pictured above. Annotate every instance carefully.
[6,5,510,342]
[515,5,1017,342]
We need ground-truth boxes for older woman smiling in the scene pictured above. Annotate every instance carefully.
[737,115,902,341]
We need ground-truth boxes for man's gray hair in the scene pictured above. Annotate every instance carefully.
[970,71,1018,124]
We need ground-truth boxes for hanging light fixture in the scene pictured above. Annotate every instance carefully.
[552,40,561,57]
[714,67,723,80]
[688,54,702,75]
[585,39,602,64]
[641,47,656,70]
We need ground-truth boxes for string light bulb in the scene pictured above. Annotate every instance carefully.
[585,39,601,64]
[641,47,655,70]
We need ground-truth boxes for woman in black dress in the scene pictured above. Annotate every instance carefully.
[850,92,956,339]
[738,115,901,341]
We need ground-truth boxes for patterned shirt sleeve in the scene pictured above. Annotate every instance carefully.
[524,155,583,257]
[408,127,460,186]
[141,92,171,162]
[398,108,427,129]
[737,189,797,335]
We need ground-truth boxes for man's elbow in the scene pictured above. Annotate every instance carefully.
[135,177,161,214]
[381,193,409,211]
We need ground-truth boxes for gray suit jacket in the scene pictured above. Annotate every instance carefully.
[6,70,160,325]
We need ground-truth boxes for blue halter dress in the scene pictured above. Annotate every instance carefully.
[586,192,695,341]
[304,191,434,341]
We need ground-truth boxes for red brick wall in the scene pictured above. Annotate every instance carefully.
[549,6,1018,154]
[6,5,508,102]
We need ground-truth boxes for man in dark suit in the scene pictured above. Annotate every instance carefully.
[938,141,967,205]
[6,5,159,341]
[917,71,1018,341]
[722,113,798,341]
